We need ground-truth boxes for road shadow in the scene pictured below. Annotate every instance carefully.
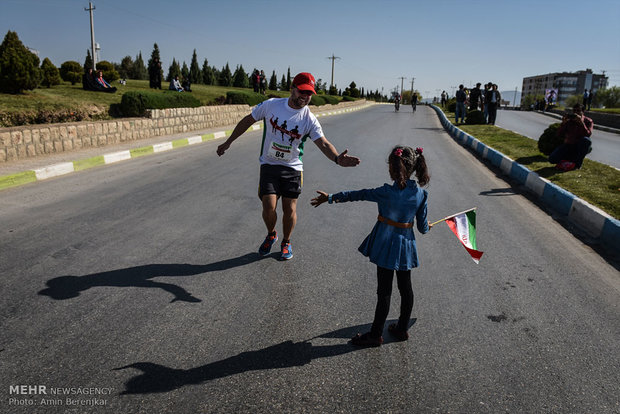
[479,187,517,196]
[38,253,265,303]
[115,320,416,394]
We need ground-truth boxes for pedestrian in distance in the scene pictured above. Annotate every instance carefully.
[455,85,466,124]
[310,145,431,347]
[485,84,501,125]
[217,72,361,261]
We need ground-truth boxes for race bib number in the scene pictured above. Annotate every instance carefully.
[267,141,293,161]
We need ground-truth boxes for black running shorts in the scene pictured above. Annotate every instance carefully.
[258,164,303,199]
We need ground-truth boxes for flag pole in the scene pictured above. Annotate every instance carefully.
[429,207,477,227]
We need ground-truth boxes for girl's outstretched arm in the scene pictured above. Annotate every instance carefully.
[310,191,328,207]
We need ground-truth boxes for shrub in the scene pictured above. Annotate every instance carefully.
[0,30,41,93]
[447,98,456,112]
[225,90,268,106]
[40,58,61,87]
[310,95,326,106]
[96,60,120,82]
[465,109,486,125]
[60,60,83,85]
[322,95,339,105]
[537,122,562,155]
[120,90,201,117]
[342,95,355,101]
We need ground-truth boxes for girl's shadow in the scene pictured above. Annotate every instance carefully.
[114,319,416,394]
[38,253,264,303]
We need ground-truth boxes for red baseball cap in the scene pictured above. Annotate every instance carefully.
[292,72,316,95]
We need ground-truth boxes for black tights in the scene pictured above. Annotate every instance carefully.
[370,266,414,338]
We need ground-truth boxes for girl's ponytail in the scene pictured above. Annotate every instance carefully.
[414,147,430,187]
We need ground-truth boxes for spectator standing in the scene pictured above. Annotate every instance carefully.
[455,84,466,124]
[440,90,447,106]
[469,83,482,110]
[259,70,267,94]
[587,91,593,110]
[485,84,501,125]
[252,70,260,93]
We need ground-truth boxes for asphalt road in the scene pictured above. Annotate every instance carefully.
[495,109,620,169]
[1,105,619,413]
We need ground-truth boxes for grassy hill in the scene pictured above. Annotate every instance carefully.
[0,80,292,127]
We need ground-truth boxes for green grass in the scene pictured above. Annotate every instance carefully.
[589,108,620,114]
[441,110,620,219]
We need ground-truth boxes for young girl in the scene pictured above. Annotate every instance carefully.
[311,145,430,347]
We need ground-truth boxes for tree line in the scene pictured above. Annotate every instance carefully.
[0,30,387,100]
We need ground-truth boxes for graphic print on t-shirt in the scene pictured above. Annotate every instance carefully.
[269,116,302,144]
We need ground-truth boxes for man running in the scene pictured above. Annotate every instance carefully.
[216,72,360,260]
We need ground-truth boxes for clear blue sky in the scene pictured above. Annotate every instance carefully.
[2,0,619,100]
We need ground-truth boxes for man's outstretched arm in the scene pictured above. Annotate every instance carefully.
[313,137,361,167]
[216,114,258,156]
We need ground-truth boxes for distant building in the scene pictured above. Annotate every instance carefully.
[521,69,607,105]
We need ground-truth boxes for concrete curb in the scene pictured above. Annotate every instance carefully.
[430,104,620,252]
[0,103,374,191]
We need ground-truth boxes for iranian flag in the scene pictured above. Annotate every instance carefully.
[433,208,484,263]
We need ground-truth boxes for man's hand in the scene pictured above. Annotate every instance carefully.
[337,149,361,167]
[310,191,328,207]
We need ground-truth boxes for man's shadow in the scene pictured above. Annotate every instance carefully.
[38,253,264,303]
[114,320,416,395]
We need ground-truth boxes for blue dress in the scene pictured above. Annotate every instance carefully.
[332,180,429,271]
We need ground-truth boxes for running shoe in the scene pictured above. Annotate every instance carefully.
[280,242,293,260]
[258,232,278,256]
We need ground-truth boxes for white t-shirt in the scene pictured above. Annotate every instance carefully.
[251,98,324,171]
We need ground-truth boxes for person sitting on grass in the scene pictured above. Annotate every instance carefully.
[169,75,184,92]
[94,70,117,93]
[549,103,593,172]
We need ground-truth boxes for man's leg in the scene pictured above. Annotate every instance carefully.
[281,197,298,241]
[261,194,278,233]
[258,194,279,256]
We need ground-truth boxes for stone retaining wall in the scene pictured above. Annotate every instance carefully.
[0,100,367,163]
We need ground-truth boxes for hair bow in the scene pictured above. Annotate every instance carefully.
[394,148,403,157]
[415,147,423,155]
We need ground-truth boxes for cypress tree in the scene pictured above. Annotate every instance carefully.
[201,58,214,85]
[181,62,189,81]
[218,63,232,87]
[286,67,291,91]
[232,64,248,88]
[84,49,93,72]
[269,70,277,91]
[148,43,163,89]
[132,51,147,80]
[40,58,61,87]
[189,49,201,84]
[0,30,41,93]
[167,58,181,82]
[60,61,83,85]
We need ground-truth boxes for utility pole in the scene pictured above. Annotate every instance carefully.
[85,2,97,70]
[398,76,406,96]
[326,54,341,88]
